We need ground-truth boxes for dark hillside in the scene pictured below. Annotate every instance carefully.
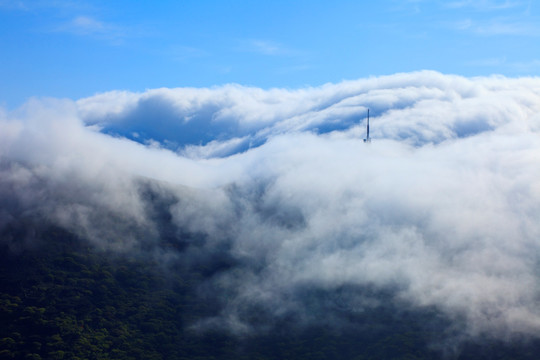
[1,219,540,360]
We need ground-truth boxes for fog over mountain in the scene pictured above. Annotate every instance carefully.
[1,71,540,350]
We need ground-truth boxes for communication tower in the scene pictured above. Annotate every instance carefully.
[363,109,371,143]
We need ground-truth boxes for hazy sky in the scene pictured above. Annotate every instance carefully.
[1,0,540,107]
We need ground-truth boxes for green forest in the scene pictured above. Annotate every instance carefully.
[1,223,539,360]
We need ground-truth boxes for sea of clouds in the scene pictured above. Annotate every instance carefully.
[1,70,540,344]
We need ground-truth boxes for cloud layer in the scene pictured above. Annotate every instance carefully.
[2,71,540,345]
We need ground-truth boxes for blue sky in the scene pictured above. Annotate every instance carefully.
[1,0,539,108]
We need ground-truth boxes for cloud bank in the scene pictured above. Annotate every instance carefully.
[2,71,540,347]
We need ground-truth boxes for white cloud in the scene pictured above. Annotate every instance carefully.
[0,1,139,44]
[54,15,127,41]
[443,1,540,38]
[450,16,540,36]
[69,15,107,34]
[444,0,524,11]
[168,45,209,62]
[0,0,88,12]
[476,19,540,36]
[466,57,540,74]
[2,71,540,344]
[246,39,283,55]
[76,70,540,155]
[236,39,302,57]
[0,0,28,10]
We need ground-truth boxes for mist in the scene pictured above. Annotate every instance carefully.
[1,71,540,348]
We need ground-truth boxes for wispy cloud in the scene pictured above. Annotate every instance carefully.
[507,58,540,72]
[466,56,540,75]
[237,39,300,56]
[0,0,28,10]
[443,0,540,38]
[466,56,507,67]
[391,0,425,14]
[0,0,93,13]
[168,45,209,62]
[0,1,135,44]
[54,15,127,42]
[249,39,283,55]
[451,17,540,36]
[444,0,524,11]
[275,63,315,75]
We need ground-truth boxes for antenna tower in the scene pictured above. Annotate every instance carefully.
[363,109,371,143]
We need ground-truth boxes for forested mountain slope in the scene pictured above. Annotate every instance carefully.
[1,219,539,360]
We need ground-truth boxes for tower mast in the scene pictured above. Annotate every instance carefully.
[363,109,371,143]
